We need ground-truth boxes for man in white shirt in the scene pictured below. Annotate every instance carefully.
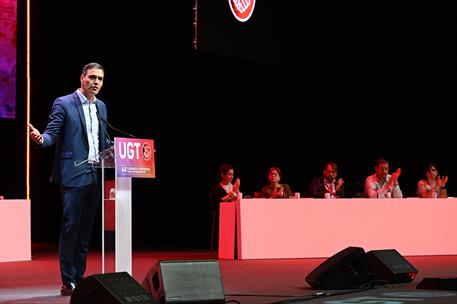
[365,158,402,198]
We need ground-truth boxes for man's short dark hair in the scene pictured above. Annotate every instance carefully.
[375,158,389,167]
[323,162,337,171]
[82,62,104,76]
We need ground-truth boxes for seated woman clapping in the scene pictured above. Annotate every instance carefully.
[261,167,293,198]
[417,163,448,198]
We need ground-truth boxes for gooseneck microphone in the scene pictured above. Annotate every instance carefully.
[96,109,113,147]
[95,105,138,139]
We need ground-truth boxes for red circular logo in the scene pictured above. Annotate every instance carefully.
[142,142,152,161]
[228,0,256,22]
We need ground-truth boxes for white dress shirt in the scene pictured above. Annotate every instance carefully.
[365,174,403,198]
[76,89,99,162]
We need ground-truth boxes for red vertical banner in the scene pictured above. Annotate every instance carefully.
[114,137,155,178]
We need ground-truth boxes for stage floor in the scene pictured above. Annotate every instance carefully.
[0,244,456,304]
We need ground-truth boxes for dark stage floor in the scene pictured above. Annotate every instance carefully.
[0,244,456,304]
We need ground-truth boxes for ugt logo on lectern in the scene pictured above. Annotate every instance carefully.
[228,0,256,22]
[142,142,152,161]
[115,138,155,178]
[118,141,141,160]
[118,140,151,161]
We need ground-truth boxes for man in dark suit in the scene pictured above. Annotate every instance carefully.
[29,62,111,296]
[307,162,345,198]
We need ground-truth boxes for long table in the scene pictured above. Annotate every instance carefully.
[218,198,457,259]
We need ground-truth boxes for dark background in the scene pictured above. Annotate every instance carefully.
[1,1,455,248]
[198,0,280,63]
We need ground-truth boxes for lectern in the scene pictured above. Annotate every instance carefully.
[96,137,155,275]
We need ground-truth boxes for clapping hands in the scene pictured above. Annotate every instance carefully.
[388,168,401,188]
[233,178,240,192]
[336,178,344,192]
[273,186,284,198]
[436,175,448,189]
[227,178,241,201]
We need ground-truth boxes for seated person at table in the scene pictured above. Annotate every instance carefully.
[365,158,402,198]
[307,162,345,198]
[417,163,448,198]
[261,167,293,198]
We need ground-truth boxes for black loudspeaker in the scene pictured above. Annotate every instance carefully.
[70,272,158,304]
[142,260,225,304]
[366,249,418,284]
[417,277,457,291]
[305,247,374,290]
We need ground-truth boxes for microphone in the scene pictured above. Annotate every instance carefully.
[95,104,138,139]
[95,109,114,147]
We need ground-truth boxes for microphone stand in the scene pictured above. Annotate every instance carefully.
[74,145,115,167]
[96,108,138,138]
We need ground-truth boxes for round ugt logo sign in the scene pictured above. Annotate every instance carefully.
[228,0,256,22]
[142,142,152,161]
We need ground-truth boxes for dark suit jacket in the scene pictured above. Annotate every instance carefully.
[307,177,345,198]
[40,92,110,187]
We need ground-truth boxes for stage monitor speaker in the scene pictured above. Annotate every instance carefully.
[142,260,225,304]
[70,272,158,304]
[417,277,457,291]
[366,249,418,284]
[305,246,374,290]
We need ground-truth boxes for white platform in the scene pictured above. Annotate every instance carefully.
[219,198,457,259]
[0,199,31,262]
